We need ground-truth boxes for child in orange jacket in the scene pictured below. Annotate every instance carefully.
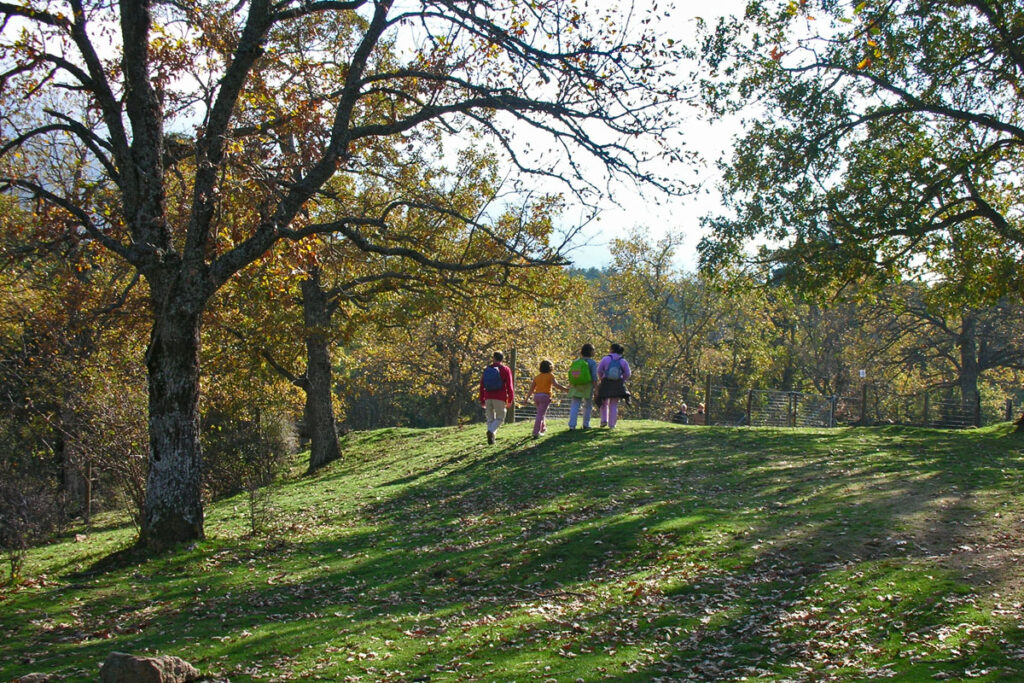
[525,359,567,438]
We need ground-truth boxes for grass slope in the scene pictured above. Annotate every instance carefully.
[3,421,1024,682]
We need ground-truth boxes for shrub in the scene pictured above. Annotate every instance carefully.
[0,475,59,584]
[202,406,298,502]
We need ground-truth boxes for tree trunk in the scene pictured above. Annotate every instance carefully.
[444,353,462,427]
[302,274,341,473]
[958,312,981,403]
[57,401,87,521]
[140,304,205,551]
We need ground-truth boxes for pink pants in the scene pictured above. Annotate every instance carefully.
[601,398,619,428]
[533,393,551,435]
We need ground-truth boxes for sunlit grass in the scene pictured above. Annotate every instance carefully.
[3,421,1024,681]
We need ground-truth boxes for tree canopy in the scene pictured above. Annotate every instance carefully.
[698,0,1024,300]
[0,0,691,548]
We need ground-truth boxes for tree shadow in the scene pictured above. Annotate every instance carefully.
[11,423,1024,681]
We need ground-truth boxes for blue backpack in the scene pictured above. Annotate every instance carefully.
[482,365,504,391]
[605,357,624,381]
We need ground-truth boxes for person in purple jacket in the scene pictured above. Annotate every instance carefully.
[595,342,631,428]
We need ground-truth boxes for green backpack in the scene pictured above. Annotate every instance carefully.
[568,357,592,386]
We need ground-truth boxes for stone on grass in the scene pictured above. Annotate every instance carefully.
[99,652,200,683]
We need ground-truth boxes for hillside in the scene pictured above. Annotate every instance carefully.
[4,421,1024,682]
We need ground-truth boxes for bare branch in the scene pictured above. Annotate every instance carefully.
[0,176,133,262]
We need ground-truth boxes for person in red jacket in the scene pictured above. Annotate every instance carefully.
[479,351,515,444]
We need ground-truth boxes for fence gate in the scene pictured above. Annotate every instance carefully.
[706,385,751,426]
[746,390,836,428]
[922,390,980,429]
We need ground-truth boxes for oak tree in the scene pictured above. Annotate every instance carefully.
[698,0,1024,299]
[1,0,688,548]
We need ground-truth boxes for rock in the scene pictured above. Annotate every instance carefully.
[16,674,52,683]
[99,652,200,683]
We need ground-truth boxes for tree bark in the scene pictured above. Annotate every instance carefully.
[57,401,87,521]
[140,303,204,550]
[958,312,981,403]
[444,353,463,427]
[301,274,341,473]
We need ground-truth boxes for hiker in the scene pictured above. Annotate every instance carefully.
[479,351,515,444]
[595,342,631,429]
[525,359,567,439]
[672,401,689,424]
[566,343,599,430]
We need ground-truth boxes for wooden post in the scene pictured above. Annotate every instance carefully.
[1007,398,1015,423]
[861,383,869,425]
[507,347,517,424]
[923,392,930,427]
[704,374,713,426]
[85,459,93,526]
[788,392,797,428]
[829,396,837,428]
[746,389,753,427]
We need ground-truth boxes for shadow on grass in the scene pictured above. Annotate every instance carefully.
[8,423,1024,682]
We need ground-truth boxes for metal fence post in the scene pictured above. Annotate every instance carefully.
[746,389,753,427]
[829,396,837,428]
[923,391,929,427]
[704,374,713,426]
[507,347,516,424]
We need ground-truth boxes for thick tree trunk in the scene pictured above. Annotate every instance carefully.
[140,306,204,550]
[444,354,462,427]
[302,275,341,473]
[958,313,981,402]
[57,402,87,521]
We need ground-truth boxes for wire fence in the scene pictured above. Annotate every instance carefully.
[509,373,1021,431]
[510,373,593,424]
[707,384,1009,430]
[744,390,837,428]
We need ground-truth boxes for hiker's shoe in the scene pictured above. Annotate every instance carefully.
[487,431,495,445]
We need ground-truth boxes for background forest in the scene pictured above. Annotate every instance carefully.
[3,217,1023,571]
[2,0,1024,569]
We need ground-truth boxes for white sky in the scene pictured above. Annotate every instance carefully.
[566,115,742,272]
[562,0,749,273]
[1,0,748,275]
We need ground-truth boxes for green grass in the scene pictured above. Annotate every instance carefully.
[4,421,1024,681]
